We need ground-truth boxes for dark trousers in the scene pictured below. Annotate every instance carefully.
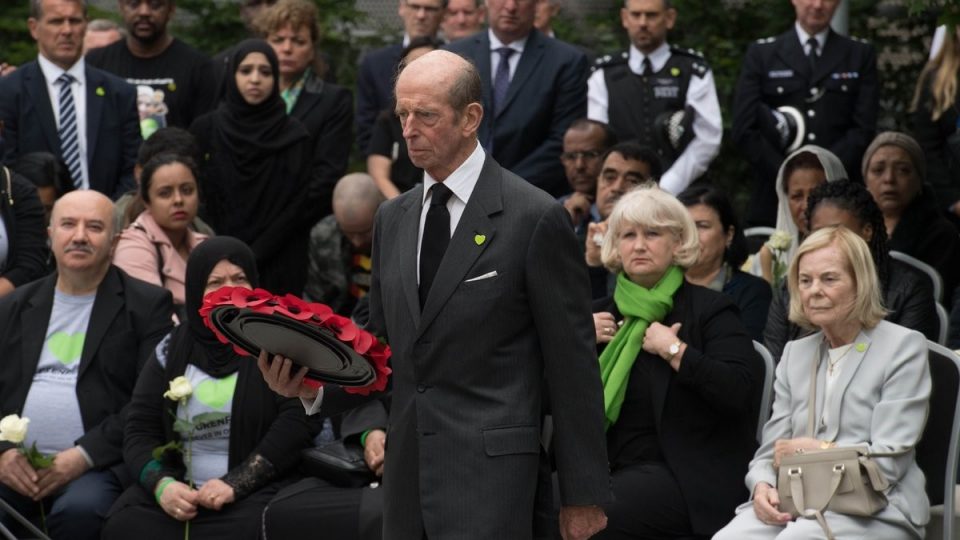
[0,469,121,540]
[594,462,706,540]
[262,477,380,540]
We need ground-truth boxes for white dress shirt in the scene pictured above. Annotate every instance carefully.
[488,30,529,83]
[417,141,485,283]
[587,42,722,195]
[37,55,89,190]
[795,22,829,57]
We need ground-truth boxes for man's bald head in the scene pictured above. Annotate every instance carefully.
[49,190,117,288]
[333,173,384,253]
[394,50,484,181]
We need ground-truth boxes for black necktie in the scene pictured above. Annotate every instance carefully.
[806,37,819,72]
[419,183,454,308]
[642,57,654,76]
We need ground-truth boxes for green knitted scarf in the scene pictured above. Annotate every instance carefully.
[599,266,684,429]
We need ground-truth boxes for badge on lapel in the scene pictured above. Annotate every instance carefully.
[95,87,105,97]
[474,233,487,246]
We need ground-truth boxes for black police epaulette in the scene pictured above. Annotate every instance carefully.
[591,51,629,73]
[671,46,711,77]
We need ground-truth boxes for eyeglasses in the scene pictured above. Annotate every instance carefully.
[404,1,442,14]
[560,150,603,162]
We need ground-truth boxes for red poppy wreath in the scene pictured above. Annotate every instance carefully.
[200,286,390,395]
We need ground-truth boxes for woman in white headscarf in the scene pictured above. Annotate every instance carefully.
[752,145,847,283]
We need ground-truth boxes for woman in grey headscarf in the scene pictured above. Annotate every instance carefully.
[752,145,847,283]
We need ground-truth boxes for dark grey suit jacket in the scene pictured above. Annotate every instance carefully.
[367,152,609,538]
[0,267,173,484]
[446,30,588,197]
[0,61,141,199]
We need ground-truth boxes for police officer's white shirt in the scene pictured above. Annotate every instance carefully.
[37,54,90,190]
[587,42,722,195]
[795,22,828,57]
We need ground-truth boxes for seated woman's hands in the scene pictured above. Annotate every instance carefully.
[196,478,236,511]
[772,437,824,468]
[158,480,199,521]
[642,322,685,370]
[594,312,619,344]
[363,429,386,477]
[257,351,319,400]
[751,482,792,525]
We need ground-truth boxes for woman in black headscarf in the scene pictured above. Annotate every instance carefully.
[190,40,313,295]
[102,237,315,539]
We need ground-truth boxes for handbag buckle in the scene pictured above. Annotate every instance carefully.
[833,463,845,473]
[788,467,802,476]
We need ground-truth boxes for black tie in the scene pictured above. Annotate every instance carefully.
[806,37,819,72]
[642,57,654,76]
[419,183,454,308]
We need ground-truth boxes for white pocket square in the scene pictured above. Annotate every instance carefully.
[464,271,498,283]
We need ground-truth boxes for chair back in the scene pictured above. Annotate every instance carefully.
[753,340,775,443]
[890,250,944,303]
[916,341,960,540]
[744,227,776,255]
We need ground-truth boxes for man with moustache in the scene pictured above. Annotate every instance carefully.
[558,118,616,239]
[0,190,172,539]
[87,0,216,136]
[0,0,141,199]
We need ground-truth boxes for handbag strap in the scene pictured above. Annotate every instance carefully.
[789,464,842,540]
[806,344,820,437]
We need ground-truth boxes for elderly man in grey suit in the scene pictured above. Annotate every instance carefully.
[374,49,608,540]
[259,49,610,540]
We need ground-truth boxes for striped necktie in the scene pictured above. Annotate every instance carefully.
[57,73,83,189]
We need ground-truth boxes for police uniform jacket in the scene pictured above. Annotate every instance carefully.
[732,27,878,225]
[588,43,721,194]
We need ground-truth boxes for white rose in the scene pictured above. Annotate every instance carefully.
[163,376,193,401]
[0,414,30,444]
[766,230,793,251]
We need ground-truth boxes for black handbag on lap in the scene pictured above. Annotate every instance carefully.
[301,439,377,488]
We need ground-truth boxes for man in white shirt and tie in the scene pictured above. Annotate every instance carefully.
[731,0,878,226]
[0,0,141,200]
[588,0,722,197]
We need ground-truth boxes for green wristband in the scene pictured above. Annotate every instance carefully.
[360,430,371,448]
[154,476,176,504]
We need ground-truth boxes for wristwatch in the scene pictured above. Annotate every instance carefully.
[665,340,683,361]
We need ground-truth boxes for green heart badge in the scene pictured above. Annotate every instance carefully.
[194,373,238,410]
[474,234,486,246]
[48,331,85,366]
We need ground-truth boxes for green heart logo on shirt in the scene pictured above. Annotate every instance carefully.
[193,374,238,410]
[48,332,85,366]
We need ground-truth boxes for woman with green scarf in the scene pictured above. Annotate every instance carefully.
[592,186,765,540]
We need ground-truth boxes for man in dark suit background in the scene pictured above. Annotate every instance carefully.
[0,190,172,539]
[367,49,608,539]
[0,0,141,200]
[446,0,588,197]
[731,0,877,226]
[355,0,445,155]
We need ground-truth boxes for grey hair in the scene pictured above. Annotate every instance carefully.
[31,0,88,18]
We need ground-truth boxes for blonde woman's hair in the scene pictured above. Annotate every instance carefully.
[911,28,960,121]
[787,226,886,330]
[601,185,700,273]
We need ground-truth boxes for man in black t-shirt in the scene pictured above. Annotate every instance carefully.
[87,0,216,139]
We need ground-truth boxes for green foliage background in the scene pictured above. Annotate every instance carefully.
[0,0,948,212]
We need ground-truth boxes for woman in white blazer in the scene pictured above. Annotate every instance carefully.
[714,226,932,539]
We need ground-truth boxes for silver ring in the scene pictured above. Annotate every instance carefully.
[592,232,604,246]
[606,327,613,335]
[175,508,181,516]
